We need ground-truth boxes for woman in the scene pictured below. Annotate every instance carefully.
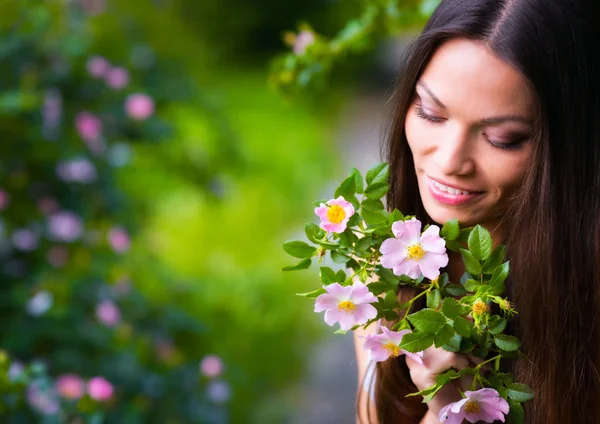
[354,0,600,423]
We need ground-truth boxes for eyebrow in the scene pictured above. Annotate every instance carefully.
[416,81,534,125]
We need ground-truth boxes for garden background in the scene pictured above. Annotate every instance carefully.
[0,0,437,422]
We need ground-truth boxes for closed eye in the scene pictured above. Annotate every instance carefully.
[414,104,446,123]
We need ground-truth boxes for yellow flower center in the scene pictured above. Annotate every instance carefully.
[464,400,481,414]
[327,205,346,224]
[472,300,487,315]
[338,300,356,313]
[406,243,425,261]
[383,342,401,357]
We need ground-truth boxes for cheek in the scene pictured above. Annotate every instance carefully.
[482,154,530,196]
[404,112,432,158]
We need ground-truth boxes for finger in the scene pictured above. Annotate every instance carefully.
[421,347,470,374]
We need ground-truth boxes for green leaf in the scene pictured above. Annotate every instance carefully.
[445,284,467,297]
[378,267,400,285]
[320,267,337,284]
[489,261,510,294]
[282,258,312,271]
[488,316,507,335]
[468,225,493,261]
[407,309,446,333]
[364,182,389,199]
[494,334,521,351]
[445,240,462,252]
[366,162,389,185]
[336,269,347,282]
[383,290,400,309]
[398,332,435,353]
[347,212,361,228]
[441,298,464,319]
[507,400,525,424]
[482,245,506,274]
[464,279,481,292]
[389,209,404,223]
[441,219,460,241]
[361,198,384,210]
[330,251,350,264]
[338,230,358,247]
[283,240,317,258]
[367,281,394,296]
[296,288,326,298]
[361,205,388,227]
[305,223,324,243]
[351,168,364,194]
[457,227,473,244]
[507,383,534,402]
[434,323,454,348]
[443,334,462,352]
[426,289,441,309]
[334,174,356,199]
[460,248,482,275]
[454,316,473,338]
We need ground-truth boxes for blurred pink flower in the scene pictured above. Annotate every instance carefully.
[125,93,154,121]
[439,388,509,424]
[293,30,315,55]
[47,246,69,268]
[75,112,102,142]
[108,227,130,253]
[200,355,224,378]
[0,189,9,211]
[105,67,129,89]
[12,228,39,251]
[96,300,121,327]
[314,281,378,331]
[363,327,424,363]
[38,196,58,215]
[55,374,85,400]
[56,157,97,183]
[380,217,449,280]
[87,376,113,401]
[314,196,355,233]
[86,55,110,78]
[47,211,84,242]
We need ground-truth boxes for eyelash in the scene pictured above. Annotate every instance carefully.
[413,105,527,151]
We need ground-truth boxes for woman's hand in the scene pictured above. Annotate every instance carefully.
[406,347,486,422]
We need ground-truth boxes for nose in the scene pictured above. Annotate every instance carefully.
[433,123,476,176]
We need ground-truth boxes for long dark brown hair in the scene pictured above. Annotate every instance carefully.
[359,0,600,422]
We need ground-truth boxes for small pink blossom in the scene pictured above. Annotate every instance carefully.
[105,67,129,89]
[47,211,84,242]
[363,327,424,363]
[75,111,102,142]
[293,30,315,55]
[379,217,448,280]
[86,55,110,78]
[87,376,113,401]
[56,157,97,183]
[314,196,355,233]
[12,229,39,251]
[125,93,154,121]
[200,355,224,378]
[108,227,130,253]
[96,300,121,327]
[314,281,378,331]
[55,374,85,400]
[439,388,509,424]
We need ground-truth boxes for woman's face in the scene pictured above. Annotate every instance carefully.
[404,38,536,236]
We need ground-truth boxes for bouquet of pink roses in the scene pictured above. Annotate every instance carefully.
[282,163,533,424]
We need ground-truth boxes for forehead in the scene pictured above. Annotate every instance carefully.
[418,38,535,117]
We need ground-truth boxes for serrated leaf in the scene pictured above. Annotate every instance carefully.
[468,225,493,261]
[398,332,434,353]
[320,267,337,284]
[507,400,525,424]
[460,248,482,275]
[407,309,446,333]
[389,209,404,223]
[434,323,454,347]
[282,258,312,271]
[441,219,460,241]
[335,269,347,282]
[507,383,534,402]
[494,334,521,351]
[441,298,464,319]
[330,250,350,264]
[454,316,473,338]
[283,240,317,258]
[488,316,507,335]
[305,223,324,243]
[457,227,473,244]
[366,281,394,296]
[347,212,361,228]
[445,240,462,252]
[490,261,510,294]
[334,175,356,199]
[364,182,389,199]
[361,205,388,227]
[296,288,326,298]
[351,168,364,194]
[443,334,462,352]
[426,289,441,309]
[384,290,400,309]
[366,162,389,185]
[464,279,481,292]
[482,245,506,274]
[445,284,467,297]
[362,198,384,210]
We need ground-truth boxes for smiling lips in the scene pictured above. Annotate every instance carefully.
[426,176,484,206]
